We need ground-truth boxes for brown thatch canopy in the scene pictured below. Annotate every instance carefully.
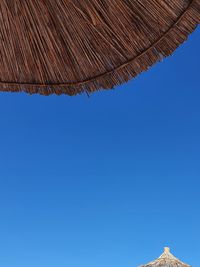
[0,1,199,96]
[140,247,191,267]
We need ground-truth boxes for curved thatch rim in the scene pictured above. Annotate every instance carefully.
[0,0,199,96]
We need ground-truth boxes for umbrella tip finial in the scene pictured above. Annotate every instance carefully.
[164,247,170,253]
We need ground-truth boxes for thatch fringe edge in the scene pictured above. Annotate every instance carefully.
[0,0,199,96]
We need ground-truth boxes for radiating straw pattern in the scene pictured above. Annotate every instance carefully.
[140,248,191,267]
[0,0,199,95]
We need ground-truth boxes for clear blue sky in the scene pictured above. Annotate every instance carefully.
[0,28,199,267]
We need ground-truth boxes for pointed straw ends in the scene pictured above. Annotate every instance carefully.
[0,0,200,96]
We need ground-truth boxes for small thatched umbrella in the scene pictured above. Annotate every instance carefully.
[0,1,199,96]
[140,247,191,267]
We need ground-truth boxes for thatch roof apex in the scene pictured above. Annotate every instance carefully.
[140,248,191,267]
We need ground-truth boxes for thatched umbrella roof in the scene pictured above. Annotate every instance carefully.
[140,248,191,267]
[0,1,199,96]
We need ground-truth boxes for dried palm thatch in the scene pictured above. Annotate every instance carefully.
[0,1,199,96]
[140,247,191,267]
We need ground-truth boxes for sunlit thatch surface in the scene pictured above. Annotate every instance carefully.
[0,0,199,96]
[140,248,191,267]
